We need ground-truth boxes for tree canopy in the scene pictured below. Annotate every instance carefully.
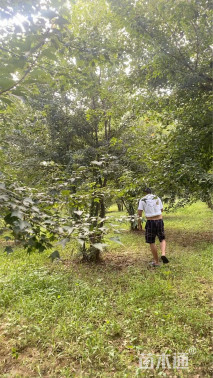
[0,0,212,259]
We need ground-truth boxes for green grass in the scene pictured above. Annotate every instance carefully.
[0,202,212,377]
[165,201,213,231]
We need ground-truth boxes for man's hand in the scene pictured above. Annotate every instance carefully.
[138,221,142,230]
[138,227,145,232]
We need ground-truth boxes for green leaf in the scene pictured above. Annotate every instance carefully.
[18,220,30,230]
[61,190,70,196]
[49,250,61,262]
[56,238,70,248]
[91,161,103,166]
[41,48,58,61]
[0,195,9,201]
[4,246,13,255]
[109,237,124,245]
[92,243,107,252]
[63,226,74,235]
[74,210,83,216]
[11,210,23,219]
[23,197,34,205]
[0,77,15,90]
[0,96,14,105]
[77,239,85,247]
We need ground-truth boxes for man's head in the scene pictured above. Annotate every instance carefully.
[143,187,152,194]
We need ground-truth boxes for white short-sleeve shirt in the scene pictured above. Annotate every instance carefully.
[138,194,163,217]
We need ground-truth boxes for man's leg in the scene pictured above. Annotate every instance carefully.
[146,221,160,265]
[160,239,169,263]
[150,243,159,264]
[157,220,169,263]
[160,239,166,256]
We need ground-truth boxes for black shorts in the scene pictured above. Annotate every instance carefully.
[145,219,166,244]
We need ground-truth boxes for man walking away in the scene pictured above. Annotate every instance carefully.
[137,187,169,267]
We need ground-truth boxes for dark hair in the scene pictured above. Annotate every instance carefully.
[143,187,152,194]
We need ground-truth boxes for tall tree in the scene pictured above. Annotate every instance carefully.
[109,0,213,206]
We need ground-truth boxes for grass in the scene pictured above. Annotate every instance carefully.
[0,202,212,377]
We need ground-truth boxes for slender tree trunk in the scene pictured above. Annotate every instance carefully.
[122,199,139,231]
[205,193,213,210]
[116,200,124,211]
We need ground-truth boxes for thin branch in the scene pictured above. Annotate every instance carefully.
[0,45,22,58]
[0,65,33,95]
[138,21,213,84]
[191,22,199,69]
[0,31,51,96]
[161,45,213,83]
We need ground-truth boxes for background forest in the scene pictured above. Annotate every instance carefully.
[0,0,212,259]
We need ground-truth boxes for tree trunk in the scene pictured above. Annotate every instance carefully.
[116,200,124,211]
[87,193,106,262]
[122,199,139,231]
[206,195,213,210]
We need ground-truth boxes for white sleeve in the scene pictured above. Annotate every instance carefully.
[159,198,163,210]
[138,199,144,211]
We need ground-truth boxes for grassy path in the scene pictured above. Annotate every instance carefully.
[0,202,212,377]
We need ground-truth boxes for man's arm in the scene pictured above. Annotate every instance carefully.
[137,209,143,230]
